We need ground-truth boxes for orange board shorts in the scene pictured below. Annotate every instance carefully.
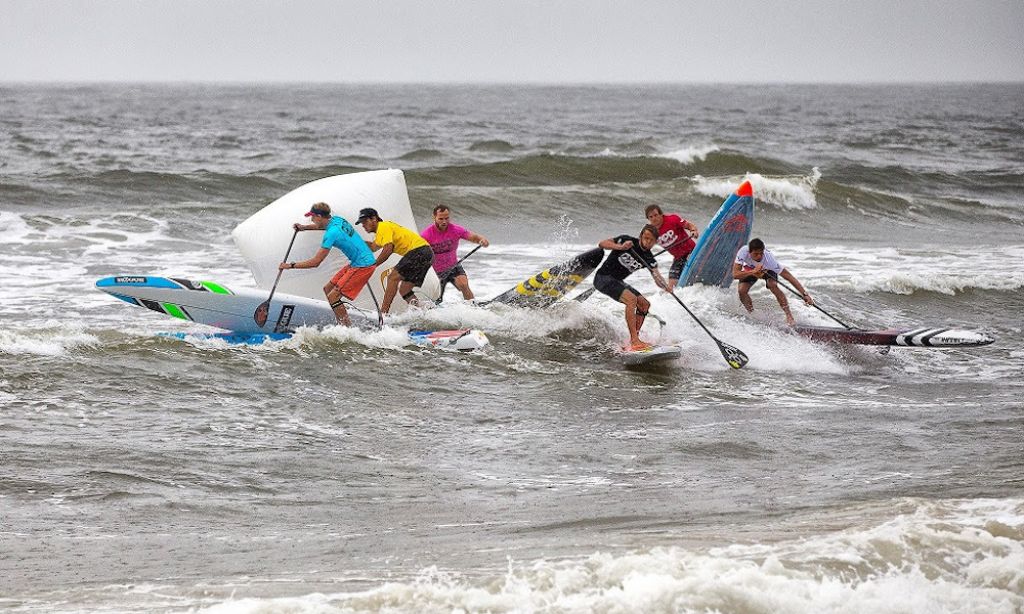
[330,265,375,300]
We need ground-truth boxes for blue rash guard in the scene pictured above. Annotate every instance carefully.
[322,216,375,268]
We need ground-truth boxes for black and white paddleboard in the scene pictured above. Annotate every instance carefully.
[792,325,994,347]
[620,344,682,366]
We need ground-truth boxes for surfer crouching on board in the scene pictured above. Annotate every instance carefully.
[644,204,699,292]
[421,204,489,301]
[594,225,668,351]
[281,202,377,327]
[357,208,435,314]
[733,238,813,326]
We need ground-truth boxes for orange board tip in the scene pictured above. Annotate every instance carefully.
[736,181,753,197]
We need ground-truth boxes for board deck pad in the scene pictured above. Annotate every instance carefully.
[620,344,682,366]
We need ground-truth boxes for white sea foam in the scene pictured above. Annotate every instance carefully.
[197,498,1024,614]
[592,143,719,165]
[779,244,1024,295]
[657,144,720,165]
[694,168,822,210]
[0,324,100,356]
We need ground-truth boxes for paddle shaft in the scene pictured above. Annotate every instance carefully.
[254,229,299,325]
[776,278,853,329]
[266,229,299,305]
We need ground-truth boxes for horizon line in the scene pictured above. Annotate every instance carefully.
[2,78,1023,87]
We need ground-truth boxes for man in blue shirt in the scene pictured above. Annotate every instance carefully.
[279,202,377,326]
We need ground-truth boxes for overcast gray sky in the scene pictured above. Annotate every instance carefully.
[2,0,1022,83]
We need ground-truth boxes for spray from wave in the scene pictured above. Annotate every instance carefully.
[693,168,822,210]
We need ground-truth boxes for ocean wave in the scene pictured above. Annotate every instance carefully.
[840,271,1024,296]
[398,148,445,161]
[0,326,100,357]
[468,139,516,152]
[694,168,822,210]
[406,149,793,188]
[655,144,720,164]
[198,497,1024,614]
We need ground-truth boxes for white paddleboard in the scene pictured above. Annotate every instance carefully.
[96,275,490,351]
[619,344,682,366]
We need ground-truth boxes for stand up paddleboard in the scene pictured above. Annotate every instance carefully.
[96,275,490,351]
[487,247,605,308]
[792,325,994,347]
[678,181,754,289]
[620,344,682,366]
[159,329,489,351]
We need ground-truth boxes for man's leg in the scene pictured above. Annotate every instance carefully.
[323,283,352,326]
[635,294,650,331]
[380,270,403,314]
[398,279,419,307]
[620,290,649,349]
[667,257,685,292]
[453,274,474,300]
[738,281,755,313]
[766,279,794,325]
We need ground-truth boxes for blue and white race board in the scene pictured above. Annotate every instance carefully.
[678,181,754,289]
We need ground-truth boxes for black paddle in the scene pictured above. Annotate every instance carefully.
[436,244,484,304]
[366,284,385,329]
[776,279,853,329]
[629,246,749,369]
[254,229,299,327]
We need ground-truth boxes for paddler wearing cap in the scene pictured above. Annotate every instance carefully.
[279,202,377,326]
[356,207,435,314]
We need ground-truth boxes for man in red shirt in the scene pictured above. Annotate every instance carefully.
[644,204,699,292]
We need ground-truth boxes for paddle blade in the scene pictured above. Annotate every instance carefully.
[718,340,749,369]
[253,301,270,327]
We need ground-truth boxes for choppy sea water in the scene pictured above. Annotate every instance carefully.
[1,84,1022,613]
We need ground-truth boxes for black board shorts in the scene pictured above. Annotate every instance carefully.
[438,263,467,286]
[594,273,641,302]
[668,255,689,280]
[396,245,435,286]
[739,269,779,285]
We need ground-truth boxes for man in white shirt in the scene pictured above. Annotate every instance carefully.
[733,238,813,326]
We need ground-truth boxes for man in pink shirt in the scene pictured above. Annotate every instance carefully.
[420,205,490,301]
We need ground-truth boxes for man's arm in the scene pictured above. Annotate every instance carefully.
[466,231,489,247]
[292,222,319,232]
[780,269,813,304]
[372,243,395,267]
[599,238,631,251]
[280,247,330,270]
[733,262,764,280]
[650,267,668,290]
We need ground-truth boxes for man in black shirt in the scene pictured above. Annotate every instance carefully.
[594,224,668,351]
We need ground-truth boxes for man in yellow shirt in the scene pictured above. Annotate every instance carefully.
[357,207,435,315]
